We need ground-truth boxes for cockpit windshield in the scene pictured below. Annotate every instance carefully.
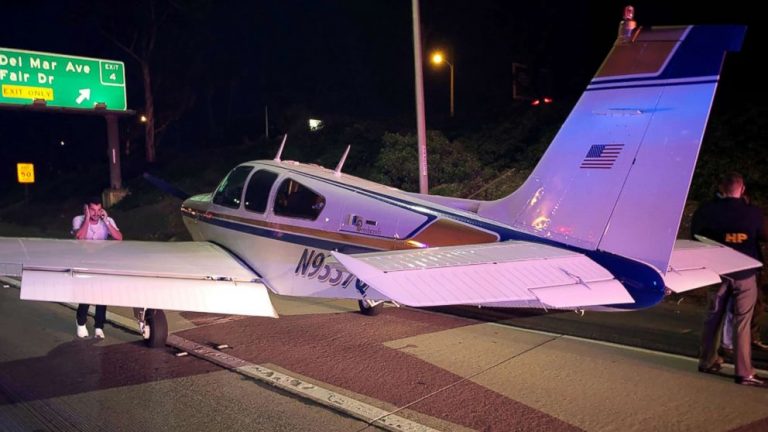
[212,165,253,209]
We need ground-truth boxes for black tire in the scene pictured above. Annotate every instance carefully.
[358,300,384,316]
[144,309,168,348]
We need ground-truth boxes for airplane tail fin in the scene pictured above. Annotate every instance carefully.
[478,25,746,273]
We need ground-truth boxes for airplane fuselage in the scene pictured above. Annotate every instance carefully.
[180,160,665,310]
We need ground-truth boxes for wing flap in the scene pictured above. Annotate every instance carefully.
[21,270,277,317]
[664,238,762,293]
[332,241,633,308]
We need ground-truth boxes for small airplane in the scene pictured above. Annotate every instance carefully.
[0,22,757,348]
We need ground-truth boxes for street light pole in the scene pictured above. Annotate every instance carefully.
[412,0,429,194]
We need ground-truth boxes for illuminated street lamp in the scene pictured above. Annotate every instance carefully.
[430,51,454,117]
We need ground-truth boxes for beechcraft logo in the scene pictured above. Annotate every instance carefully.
[580,144,624,169]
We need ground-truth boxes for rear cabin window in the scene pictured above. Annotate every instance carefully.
[212,166,253,209]
[274,179,325,220]
[244,170,279,213]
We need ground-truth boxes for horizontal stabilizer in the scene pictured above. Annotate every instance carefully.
[664,238,762,293]
[1,238,277,317]
[332,241,633,309]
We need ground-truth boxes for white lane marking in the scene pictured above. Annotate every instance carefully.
[0,276,21,287]
[167,335,442,432]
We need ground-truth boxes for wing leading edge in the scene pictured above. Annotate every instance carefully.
[0,238,277,318]
[332,241,633,309]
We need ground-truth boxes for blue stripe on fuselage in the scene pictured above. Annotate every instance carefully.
[190,214,376,254]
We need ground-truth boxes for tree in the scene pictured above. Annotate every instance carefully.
[372,131,481,194]
[85,0,211,162]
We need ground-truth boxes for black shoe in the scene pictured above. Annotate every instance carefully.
[698,361,723,374]
[735,375,766,386]
[752,340,768,351]
[719,347,734,359]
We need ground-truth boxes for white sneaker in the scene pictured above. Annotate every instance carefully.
[94,328,105,339]
[140,322,151,340]
[76,322,89,338]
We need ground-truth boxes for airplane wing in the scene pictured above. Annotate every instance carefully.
[0,238,277,317]
[331,241,634,309]
[663,237,762,293]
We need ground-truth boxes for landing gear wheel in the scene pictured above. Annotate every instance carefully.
[143,309,168,348]
[358,300,384,316]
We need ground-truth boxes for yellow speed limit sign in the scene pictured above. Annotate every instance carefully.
[17,163,35,184]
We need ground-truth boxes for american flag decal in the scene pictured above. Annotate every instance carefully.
[580,144,624,169]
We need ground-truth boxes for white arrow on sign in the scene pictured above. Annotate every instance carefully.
[76,89,91,104]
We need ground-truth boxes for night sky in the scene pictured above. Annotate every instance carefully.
[0,1,765,192]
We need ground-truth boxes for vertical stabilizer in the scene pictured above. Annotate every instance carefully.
[478,25,746,273]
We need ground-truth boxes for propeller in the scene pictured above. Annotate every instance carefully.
[142,173,191,200]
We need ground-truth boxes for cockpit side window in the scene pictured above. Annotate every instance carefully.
[212,166,253,209]
[273,178,325,220]
[244,170,279,213]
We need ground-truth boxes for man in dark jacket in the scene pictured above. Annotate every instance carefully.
[695,172,767,386]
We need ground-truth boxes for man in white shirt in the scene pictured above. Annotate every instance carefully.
[72,196,123,339]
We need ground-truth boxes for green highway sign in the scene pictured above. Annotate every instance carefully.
[0,47,126,111]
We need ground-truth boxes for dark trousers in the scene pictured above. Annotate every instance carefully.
[752,285,766,342]
[76,304,107,329]
[700,275,758,378]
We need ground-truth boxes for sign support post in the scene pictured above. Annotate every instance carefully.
[103,114,128,207]
[106,114,121,189]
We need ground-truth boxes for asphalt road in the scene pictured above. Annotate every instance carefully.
[4,281,768,431]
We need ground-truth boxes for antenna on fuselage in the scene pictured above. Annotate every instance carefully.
[334,145,351,177]
[273,134,287,162]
